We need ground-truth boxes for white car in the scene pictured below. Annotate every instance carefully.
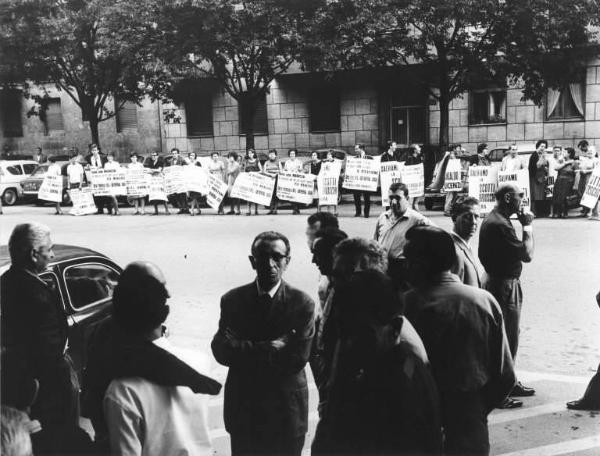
[0,160,39,205]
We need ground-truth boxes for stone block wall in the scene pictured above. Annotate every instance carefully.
[0,85,162,162]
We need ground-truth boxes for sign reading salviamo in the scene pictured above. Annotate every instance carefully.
[468,166,498,214]
[380,161,404,207]
[342,157,380,192]
[498,169,531,212]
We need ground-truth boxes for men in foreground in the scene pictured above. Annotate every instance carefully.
[101,262,219,455]
[312,270,443,455]
[306,212,340,308]
[403,226,516,455]
[212,231,315,455]
[479,184,535,406]
[1,223,80,454]
[374,182,431,288]
[450,196,484,287]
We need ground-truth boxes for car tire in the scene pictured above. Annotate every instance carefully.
[61,188,72,206]
[424,198,434,210]
[2,188,18,206]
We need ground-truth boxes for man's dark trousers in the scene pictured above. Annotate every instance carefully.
[353,191,370,216]
[231,434,305,456]
[483,276,522,358]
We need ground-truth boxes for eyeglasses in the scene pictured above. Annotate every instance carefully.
[252,253,289,262]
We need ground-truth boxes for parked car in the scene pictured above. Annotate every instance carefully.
[0,160,39,205]
[488,146,535,170]
[0,244,121,378]
[20,161,72,205]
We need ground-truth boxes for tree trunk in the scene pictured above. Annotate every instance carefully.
[89,117,100,147]
[239,92,257,151]
[438,92,450,152]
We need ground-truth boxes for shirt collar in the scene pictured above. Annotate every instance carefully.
[256,279,281,298]
[451,230,472,249]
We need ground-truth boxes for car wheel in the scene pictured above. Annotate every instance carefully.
[61,188,72,206]
[2,188,18,206]
[424,198,433,210]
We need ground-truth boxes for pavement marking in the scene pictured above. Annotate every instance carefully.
[518,370,591,385]
[496,435,600,456]
[489,402,567,425]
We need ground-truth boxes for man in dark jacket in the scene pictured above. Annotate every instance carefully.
[164,147,189,214]
[86,143,110,214]
[0,223,79,454]
[212,231,315,456]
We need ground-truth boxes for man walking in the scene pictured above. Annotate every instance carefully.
[479,183,535,407]
[212,231,315,455]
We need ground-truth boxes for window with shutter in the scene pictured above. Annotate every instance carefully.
[239,93,268,135]
[186,93,213,137]
[116,100,138,132]
[0,90,24,137]
[309,85,340,133]
[45,98,64,133]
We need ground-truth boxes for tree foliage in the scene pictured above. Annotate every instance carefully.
[305,0,600,149]
[0,0,163,145]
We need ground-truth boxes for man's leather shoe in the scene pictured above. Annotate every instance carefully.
[498,397,523,409]
[511,382,535,397]
[566,399,600,411]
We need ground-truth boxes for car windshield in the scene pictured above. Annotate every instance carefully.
[31,165,49,177]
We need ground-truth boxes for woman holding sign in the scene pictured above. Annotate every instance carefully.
[243,149,262,215]
[186,152,204,216]
[128,153,146,215]
[552,148,576,218]
[226,152,241,215]
[48,156,64,215]
[208,152,226,215]
[528,139,550,217]
[283,148,304,215]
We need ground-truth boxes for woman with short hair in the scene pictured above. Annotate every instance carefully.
[242,149,262,215]
[226,152,241,215]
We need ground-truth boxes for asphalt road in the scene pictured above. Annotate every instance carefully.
[1,200,599,455]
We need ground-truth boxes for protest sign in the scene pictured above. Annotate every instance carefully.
[206,174,228,210]
[401,164,424,198]
[580,166,600,209]
[276,172,316,205]
[498,169,531,211]
[38,174,63,203]
[126,168,150,197]
[317,160,342,206]
[163,166,187,195]
[69,188,97,216]
[231,172,276,206]
[148,174,167,201]
[342,157,380,192]
[105,169,127,196]
[546,156,559,198]
[89,169,111,196]
[443,158,463,192]
[468,166,498,214]
[380,161,404,207]
[184,166,209,195]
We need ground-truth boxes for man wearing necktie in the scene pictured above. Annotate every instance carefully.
[212,231,315,456]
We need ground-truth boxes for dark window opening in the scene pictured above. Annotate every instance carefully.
[115,99,138,133]
[547,84,584,120]
[186,93,214,137]
[239,93,268,135]
[469,89,506,125]
[309,86,340,133]
[1,90,23,137]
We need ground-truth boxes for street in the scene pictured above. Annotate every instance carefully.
[1,201,599,455]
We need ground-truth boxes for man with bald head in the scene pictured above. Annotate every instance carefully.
[1,223,79,454]
[479,184,535,407]
[84,261,221,454]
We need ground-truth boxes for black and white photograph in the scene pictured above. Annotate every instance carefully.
[1,0,600,454]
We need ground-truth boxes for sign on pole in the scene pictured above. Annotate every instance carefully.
[148,174,168,201]
[342,157,380,192]
[69,188,97,216]
[276,172,316,205]
[468,166,498,214]
[126,168,150,197]
[498,169,531,211]
[401,164,424,198]
[380,161,404,207]
[581,166,600,209]
[231,172,276,206]
[317,160,342,206]
[163,166,186,195]
[443,158,463,192]
[206,174,228,210]
[38,175,63,203]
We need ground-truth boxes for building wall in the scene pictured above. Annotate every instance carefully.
[163,78,381,156]
[429,57,600,152]
[0,86,162,161]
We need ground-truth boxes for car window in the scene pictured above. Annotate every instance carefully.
[31,165,48,177]
[5,165,23,175]
[490,149,505,162]
[23,164,37,174]
[64,263,119,310]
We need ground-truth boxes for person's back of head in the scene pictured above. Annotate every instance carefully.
[8,222,51,269]
[404,226,456,286]
[1,406,33,456]
[112,262,170,337]
[333,237,387,283]
[307,212,339,230]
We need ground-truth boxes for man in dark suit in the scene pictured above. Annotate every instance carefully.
[1,223,80,454]
[449,196,484,288]
[212,231,315,456]
[85,143,110,214]
[164,147,189,214]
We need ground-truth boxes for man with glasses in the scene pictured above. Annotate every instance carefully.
[374,182,431,289]
[479,184,535,408]
[212,231,315,456]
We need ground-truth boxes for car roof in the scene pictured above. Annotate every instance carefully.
[0,244,111,269]
[0,160,38,166]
